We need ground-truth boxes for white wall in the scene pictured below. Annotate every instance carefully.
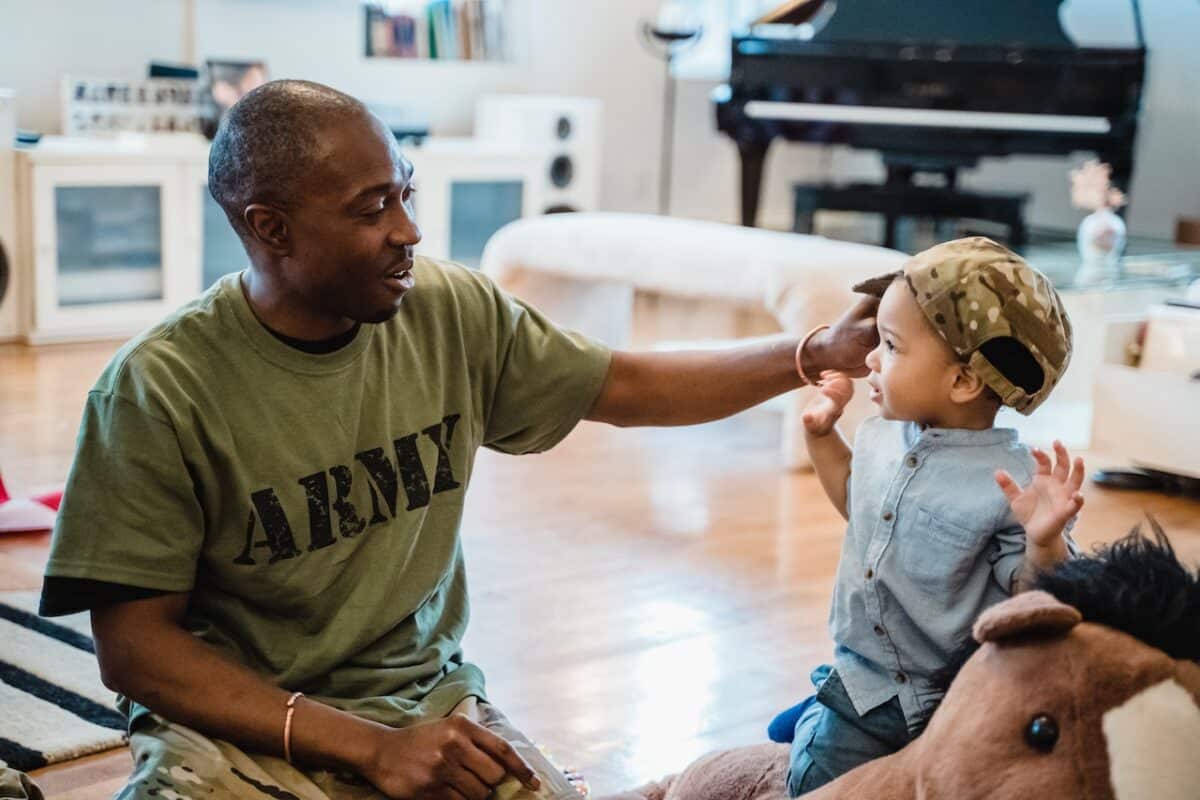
[0,0,187,136]
[2,0,1197,236]
[193,0,668,216]
[519,0,664,214]
[194,0,535,136]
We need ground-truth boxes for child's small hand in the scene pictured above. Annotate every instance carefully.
[802,370,854,437]
[995,440,1085,549]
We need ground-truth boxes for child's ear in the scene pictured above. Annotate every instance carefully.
[949,362,988,405]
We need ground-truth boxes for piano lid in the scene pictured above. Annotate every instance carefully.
[748,0,1144,50]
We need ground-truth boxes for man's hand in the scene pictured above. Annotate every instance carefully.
[358,714,540,800]
[996,440,1085,549]
[798,295,880,380]
[802,371,854,437]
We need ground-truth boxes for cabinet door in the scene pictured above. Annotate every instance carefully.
[30,163,195,341]
[184,163,245,291]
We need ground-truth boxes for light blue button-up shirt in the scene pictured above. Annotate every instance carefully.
[829,416,1075,733]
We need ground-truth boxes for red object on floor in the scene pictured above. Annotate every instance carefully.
[33,489,63,511]
[0,473,62,533]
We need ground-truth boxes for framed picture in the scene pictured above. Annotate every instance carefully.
[200,60,268,139]
[61,76,202,136]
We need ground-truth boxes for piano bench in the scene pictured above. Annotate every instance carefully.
[793,182,1031,251]
[480,211,907,469]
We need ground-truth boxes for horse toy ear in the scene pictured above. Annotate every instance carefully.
[973,590,1082,644]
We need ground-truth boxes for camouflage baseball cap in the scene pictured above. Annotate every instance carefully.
[853,237,1072,415]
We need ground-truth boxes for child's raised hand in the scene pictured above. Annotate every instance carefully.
[995,440,1085,549]
[802,370,854,437]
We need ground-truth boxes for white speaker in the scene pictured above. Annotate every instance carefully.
[0,89,20,341]
[475,95,602,214]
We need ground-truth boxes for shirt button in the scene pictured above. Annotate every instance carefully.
[906,456,918,468]
[895,672,907,684]
[874,625,885,636]
[882,511,894,521]
[865,569,874,579]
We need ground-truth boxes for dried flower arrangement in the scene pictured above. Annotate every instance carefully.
[1069,159,1127,213]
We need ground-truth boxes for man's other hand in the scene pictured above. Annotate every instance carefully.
[360,714,540,800]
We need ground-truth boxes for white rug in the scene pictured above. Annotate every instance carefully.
[0,591,126,772]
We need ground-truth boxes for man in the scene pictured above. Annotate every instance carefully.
[39,80,878,800]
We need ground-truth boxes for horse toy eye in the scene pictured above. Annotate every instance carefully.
[1025,714,1059,752]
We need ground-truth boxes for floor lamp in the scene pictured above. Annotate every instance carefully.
[640,15,702,217]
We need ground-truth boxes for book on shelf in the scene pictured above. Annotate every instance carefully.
[364,1,505,61]
[458,1,472,59]
[364,2,427,58]
[482,0,505,60]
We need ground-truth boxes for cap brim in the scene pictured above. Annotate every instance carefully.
[851,271,902,298]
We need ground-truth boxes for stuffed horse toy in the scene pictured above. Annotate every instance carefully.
[611,529,1200,800]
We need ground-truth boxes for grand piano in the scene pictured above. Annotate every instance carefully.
[715,0,1147,244]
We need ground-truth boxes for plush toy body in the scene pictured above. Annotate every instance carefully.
[615,533,1200,800]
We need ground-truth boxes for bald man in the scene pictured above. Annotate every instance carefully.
[39,80,879,800]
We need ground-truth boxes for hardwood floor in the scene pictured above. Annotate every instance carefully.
[2,340,1198,797]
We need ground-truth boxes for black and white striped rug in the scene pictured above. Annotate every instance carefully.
[0,591,126,772]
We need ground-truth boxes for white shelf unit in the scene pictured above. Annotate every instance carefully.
[0,89,20,342]
[14,135,236,344]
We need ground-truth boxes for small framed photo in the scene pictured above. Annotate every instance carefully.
[200,60,268,139]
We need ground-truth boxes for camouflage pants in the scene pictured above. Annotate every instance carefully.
[0,761,44,800]
[114,697,582,800]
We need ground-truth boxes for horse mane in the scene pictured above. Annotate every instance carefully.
[1035,521,1200,661]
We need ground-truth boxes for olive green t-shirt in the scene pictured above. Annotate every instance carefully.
[43,258,611,727]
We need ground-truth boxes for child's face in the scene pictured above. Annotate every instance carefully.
[863,279,964,425]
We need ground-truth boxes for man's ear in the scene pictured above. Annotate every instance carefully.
[949,361,988,405]
[243,204,292,256]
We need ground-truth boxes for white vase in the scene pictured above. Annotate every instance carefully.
[1075,208,1127,284]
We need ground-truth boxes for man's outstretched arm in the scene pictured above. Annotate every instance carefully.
[586,296,879,428]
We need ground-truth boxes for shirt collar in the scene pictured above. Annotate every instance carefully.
[903,422,1019,448]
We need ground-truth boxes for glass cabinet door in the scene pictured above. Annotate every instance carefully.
[29,161,193,342]
[448,180,524,269]
[53,185,164,306]
[201,185,244,289]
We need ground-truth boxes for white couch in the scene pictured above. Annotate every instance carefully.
[481,212,907,469]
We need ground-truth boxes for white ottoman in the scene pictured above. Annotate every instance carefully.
[480,212,907,469]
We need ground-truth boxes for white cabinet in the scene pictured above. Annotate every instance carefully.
[1092,307,1200,479]
[15,135,241,344]
[186,161,248,291]
[0,89,19,342]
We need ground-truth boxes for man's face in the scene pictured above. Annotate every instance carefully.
[281,112,421,325]
[863,279,962,424]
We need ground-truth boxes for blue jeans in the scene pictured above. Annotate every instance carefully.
[786,665,911,797]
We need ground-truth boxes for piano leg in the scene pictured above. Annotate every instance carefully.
[883,164,916,250]
[738,138,770,227]
[884,215,900,250]
[1008,214,1028,248]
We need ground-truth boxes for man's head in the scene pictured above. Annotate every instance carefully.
[209,79,420,330]
[857,237,1071,426]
